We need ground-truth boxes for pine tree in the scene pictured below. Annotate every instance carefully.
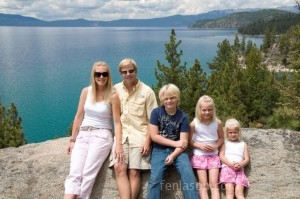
[154,29,187,94]
[267,72,300,130]
[154,30,208,119]
[245,40,255,56]
[279,33,290,62]
[180,59,207,121]
[262,27,271,53]
[0,102,26,148]
[240,35,246,55]
[207,39,246,123]
[233,34,240,54]
[241,47,280,125]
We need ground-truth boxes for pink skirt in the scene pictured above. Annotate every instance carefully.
[190,155,221,170]
[219,166,250,187]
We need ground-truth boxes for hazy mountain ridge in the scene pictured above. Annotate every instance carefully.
[0,6,297,27]
[0,10,232,27]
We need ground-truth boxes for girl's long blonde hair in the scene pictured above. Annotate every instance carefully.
[90,61,112,103]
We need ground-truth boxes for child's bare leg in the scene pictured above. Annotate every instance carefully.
[197,170,209,199]
[224,183,234,199]
[209,168,220,199]
[235,185,245,199]
[63,194,77,199]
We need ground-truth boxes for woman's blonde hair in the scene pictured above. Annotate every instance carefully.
[90,61,112,103]
[158,84,180,106]
[195,95,216,123]
[118,58,138,73]
[224,118,242,141]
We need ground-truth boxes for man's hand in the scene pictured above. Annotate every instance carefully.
[115,144,126,163]
[141,140,151,156]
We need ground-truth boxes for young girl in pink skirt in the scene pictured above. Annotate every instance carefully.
[189,95,224,199]
[219,118,250,199]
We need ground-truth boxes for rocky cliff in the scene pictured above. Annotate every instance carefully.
[0,129,299,199]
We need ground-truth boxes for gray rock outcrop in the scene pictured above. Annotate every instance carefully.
[0,129,299,199]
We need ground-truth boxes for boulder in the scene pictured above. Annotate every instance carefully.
[0,129,299,199]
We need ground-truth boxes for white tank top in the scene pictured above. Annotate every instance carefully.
[81,86,112,129]
[193,118,219,155]
[223,140,245,167]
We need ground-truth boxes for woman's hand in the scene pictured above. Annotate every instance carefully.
[67,142,75,155]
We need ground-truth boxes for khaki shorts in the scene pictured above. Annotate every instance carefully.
[109,139,150,170]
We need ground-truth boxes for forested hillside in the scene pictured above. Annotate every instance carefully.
[238,12,300,34]
[189,9,297,29]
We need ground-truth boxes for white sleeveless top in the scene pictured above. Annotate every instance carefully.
[223,140,245,167]
[193,118,219,155]
[81,86,112,130]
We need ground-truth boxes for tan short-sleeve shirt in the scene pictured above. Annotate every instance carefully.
[114,79,157,147]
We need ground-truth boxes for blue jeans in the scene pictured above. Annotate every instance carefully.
[147,147,199,199]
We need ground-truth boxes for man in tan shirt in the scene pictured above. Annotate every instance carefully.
[110,58,157,199]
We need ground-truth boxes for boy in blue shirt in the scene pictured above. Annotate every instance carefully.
[147,84,199,199]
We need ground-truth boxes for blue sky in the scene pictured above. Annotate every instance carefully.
[0,0,297,21]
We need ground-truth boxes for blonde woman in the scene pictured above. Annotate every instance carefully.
[64,61,121,199]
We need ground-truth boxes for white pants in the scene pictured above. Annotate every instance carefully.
[64,128,113,199]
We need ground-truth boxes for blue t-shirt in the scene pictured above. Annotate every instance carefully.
[150,106,190,149]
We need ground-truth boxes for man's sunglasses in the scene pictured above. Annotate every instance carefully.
[121,69,135,75]
[94,72,109,78]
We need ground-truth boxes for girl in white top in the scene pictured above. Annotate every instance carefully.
[189,95,224,199]
[64,61,121,199]
[219,119,250,199]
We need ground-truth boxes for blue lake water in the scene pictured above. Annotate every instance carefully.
[0,27,263,143]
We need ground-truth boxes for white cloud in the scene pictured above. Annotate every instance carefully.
[0,0,297,21]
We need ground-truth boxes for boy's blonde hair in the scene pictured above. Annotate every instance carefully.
[118,58,138,73]
[158,84,180,106]
[224,118,242,141]
[195,95,216,123]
